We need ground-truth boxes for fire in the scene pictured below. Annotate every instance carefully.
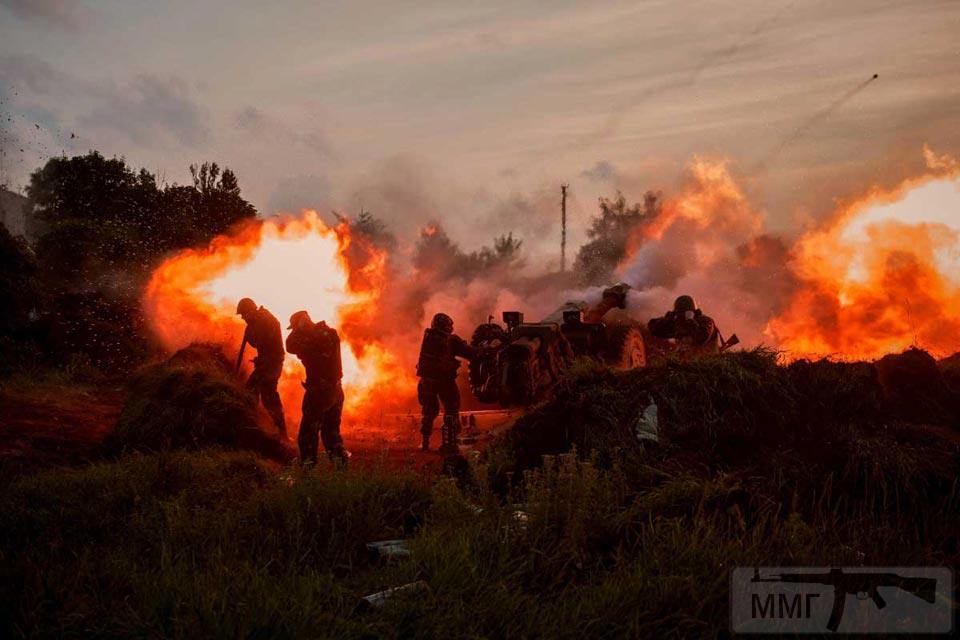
[767,148,960,360]
[143,210,416,428]
[616,150,960,362]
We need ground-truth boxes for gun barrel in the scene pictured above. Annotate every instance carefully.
[893,576,937,603]
[759,573,833,584]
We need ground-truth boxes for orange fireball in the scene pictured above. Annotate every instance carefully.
[143,210,415,429]
[767,149,960,360]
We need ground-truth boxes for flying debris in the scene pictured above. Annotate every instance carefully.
[873,73,879,79]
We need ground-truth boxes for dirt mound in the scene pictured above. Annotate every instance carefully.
[105,343,291,461]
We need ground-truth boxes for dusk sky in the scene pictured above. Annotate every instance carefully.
[2,0,958,258]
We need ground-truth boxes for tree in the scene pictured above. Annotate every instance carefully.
[23,152,258,371]
[28,153,258,289]
[0,221,41,333]
[28,152,159,289]
[352,210,397,251]
[573,190,661,285]
[0,222,44,373]
[474,232,523,271]
[414,223,525,280]
[185,161,257,242]
[413,223,465,278]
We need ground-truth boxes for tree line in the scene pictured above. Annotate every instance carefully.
[1,149,661,377]
[1,152,257,374]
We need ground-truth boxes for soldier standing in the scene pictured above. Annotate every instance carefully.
[647,295,720,355]
[285,310,350,466]
[416,313,477,454]
[236,298,287,437]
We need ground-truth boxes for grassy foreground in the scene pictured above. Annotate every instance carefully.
[2,350,958,638]
[2,448,955,638]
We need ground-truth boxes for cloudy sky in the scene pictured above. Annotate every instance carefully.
[1,0,958,257]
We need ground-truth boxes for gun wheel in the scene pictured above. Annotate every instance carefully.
[604,324,646,370]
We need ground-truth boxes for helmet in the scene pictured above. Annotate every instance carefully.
[288,310,312,330]
[431,312,454,334]
[673,295,697,314]
[236,297,257,316]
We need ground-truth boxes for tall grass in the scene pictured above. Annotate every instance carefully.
[3,348,958,637]
[2,448,955,639]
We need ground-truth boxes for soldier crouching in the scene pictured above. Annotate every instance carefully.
[416,313,477,455]
[647,295,720,356]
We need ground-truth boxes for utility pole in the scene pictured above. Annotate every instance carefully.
[560,183,568,273]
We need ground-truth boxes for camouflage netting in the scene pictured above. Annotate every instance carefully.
[876,348,954,421]
[489,348,960,493]
[105,343,292,461]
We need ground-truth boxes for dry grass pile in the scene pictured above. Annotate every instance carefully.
[105,343,291,460]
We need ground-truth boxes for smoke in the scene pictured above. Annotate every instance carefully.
[607,157,785,344]
[143,142,960,431]
[334,146,960,362]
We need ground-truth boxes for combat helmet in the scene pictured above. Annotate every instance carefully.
[236,297,257,316]
[288,310,313,330]
[673,295,697,314]
[431,312,454,334]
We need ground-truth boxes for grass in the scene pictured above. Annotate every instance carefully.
[1,445,956,638]
[2,348,958,637]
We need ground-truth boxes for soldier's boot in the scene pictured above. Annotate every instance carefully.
[420,416,434,452]
[439,416,459,456]
[327,445,351,469]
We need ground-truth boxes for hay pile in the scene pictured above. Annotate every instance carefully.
[106,343,291,461]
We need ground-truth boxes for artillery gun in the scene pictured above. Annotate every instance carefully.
[468,283,645,406]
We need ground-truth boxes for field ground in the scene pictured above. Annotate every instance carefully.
[0,382,517,481]
[0,383,124,478]
[2,351,959,638]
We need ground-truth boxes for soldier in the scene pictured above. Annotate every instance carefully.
[647,295,720,355]
[285,310,349,466]
[416,312,477,454]
[236,297,286,437]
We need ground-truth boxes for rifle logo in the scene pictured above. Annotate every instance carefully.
[730,567,952,634]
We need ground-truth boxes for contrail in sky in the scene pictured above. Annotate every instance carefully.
[571,1,800,152]
[758,73,879,168]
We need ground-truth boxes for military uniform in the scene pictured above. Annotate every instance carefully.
[242,306,286,435]
[286,319,345,464]
[648,309,720,354]
[416,326,476,452]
